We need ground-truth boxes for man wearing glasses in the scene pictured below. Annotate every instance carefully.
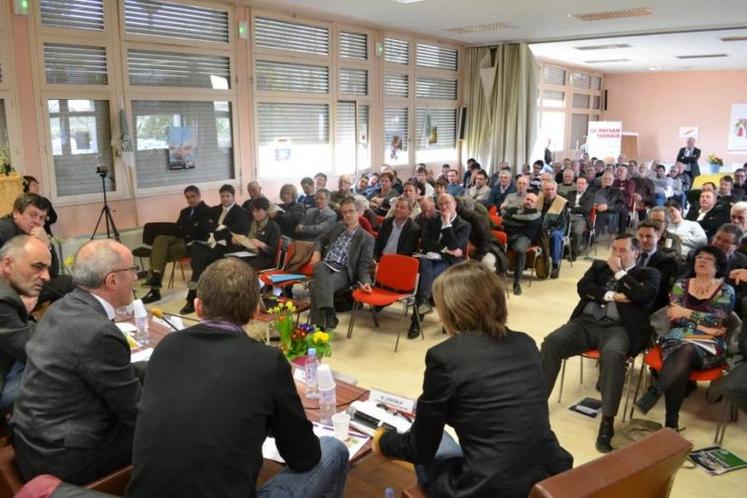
[12,239,142,485]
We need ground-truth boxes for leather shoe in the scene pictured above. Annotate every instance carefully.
[595,417,614,453]
[141,288,161,304]
[634,386,662,415]
[550,267,559,279]
[180,301,195,315]
[513,282,522,295]
[144,274,162,288]
[407,321,421,339]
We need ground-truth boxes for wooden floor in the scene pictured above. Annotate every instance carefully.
[152,248,747,498]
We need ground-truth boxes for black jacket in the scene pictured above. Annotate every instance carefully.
[380,331,572,498]
[274,202,305,238]
[200,204,251,252]
[676,146,701,178]
[126,324,319,498]
[0,217,60,276]
[0,280,32,393]
[685,205,729,240]
[374,217,421,260]
[176,201,211,243]
[503,207,542,243]
[640,249,679,311]
[420,215,471,266]
[567,189,595,218]
[571,260,661,355]
[243,219,281,271]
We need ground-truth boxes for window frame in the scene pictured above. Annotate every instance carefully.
[0,5,24,172]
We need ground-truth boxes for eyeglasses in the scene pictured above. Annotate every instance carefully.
[108,265,139,276]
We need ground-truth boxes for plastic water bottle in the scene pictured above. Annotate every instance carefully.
[305,348,319,399]
[317,364,336,425]
[132,299,149,344]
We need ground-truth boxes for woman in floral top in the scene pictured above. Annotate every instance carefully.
[635,245,734,429]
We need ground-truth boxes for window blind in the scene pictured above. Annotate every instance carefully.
[591,76,602,91]
[416,77,457,100]
[384,107,408,151]
[572,93,590,109]
[257,103,329,145]
[44,43,108,85]
[384,38,409,65]
[572,72,591,90]
[416,108,456,150]
[416,43,458,71]
[40,0,105,32]
[543,65,566,86]
[255,60,329,94]
[124,0,229,43]
[339,68,367,96]
[384,73,408,98]
[542,90,564,107]
[128,49,230,89]
[254,17,329,55]
[339,31,367,60]
[570,113,589,150]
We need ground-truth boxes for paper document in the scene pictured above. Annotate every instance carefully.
[225,251,256,258]
[131,348,154,363]
[262,423,370,463]
[414,252,443,260]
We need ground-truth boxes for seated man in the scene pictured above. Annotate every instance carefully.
[308,197,374,331]
[466,170,491,205]
[635,221,678,311]
[540,181,568,279]
[142,185,210,304]
[502,193,542,295]
[445,169,465,197]
[0,194,73,304]
[566,176,594,258]
[409,194,470,338]
[651,164,674,206]
[12,239,142,484]
[182,184,251,314]
[297,177,316,208]
[126,258,348,498]
[0,236,50,413]
[718,175,743,206]
[648,206,684,260]
[240,180,265,212]
[374,198,421,260]
[593,172,625,235]
[295,189,337,242]
[457,197,505,275]
[722,269,747,416]
[330,174,353,207]
[488,169,516,209]
[385,181,422,220]
[685,189,729,240]
[557,168,576,198]
[541,235,660,453]
[500,175,530,213]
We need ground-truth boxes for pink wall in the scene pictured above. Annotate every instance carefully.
[603,70,747,167]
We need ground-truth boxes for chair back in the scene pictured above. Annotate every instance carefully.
[375,254,419,293]
[141,222,181,245]
[528,429,692,498]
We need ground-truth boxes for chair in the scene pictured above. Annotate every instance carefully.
[561,219,573,268]
[528,429,692,498]
[586,206,598,255]
[132,222,187,288]
[556,348,638,422]
[346,254,420,352]
[259,241,315,290]
[491,230,507,250]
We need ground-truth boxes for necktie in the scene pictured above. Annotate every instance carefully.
[188,208,194,219]
[637,253,648,267]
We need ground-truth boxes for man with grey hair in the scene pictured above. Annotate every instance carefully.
[12,239,142,485]
[0,235,50,413]
[295,188,337,241]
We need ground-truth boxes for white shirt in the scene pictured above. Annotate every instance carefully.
[218,203,235,226]
[91,292,117,321]
[668,220,707,256]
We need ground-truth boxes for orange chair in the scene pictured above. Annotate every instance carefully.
[259,241,315,290]
[628,346,727,436]
[492,230,507,250]
[346,254,420,352]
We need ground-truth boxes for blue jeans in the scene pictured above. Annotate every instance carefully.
[415,432,464,488]
[257,437,349,498]
[0,361,25,414]
[549,229,564,266]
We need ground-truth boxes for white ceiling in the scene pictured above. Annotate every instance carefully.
[530,28,747,73]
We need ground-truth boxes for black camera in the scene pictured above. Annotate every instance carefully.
[96,166,109,177]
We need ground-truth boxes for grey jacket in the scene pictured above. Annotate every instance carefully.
[297,207,337,240]
[0,280,32,393]
[12,288,141,451]
[314,223,374,286]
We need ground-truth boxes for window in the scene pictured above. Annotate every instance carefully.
[256,102,330,179]
[47,99,115,196]
[540,110,564,152]
[132,100,233,188]
[339,31,367,60]
[128,49,230,89]
[543,65,566,86]
[384,107,408,165]
[572,93,590,109]
[335,102,369,172]
[254,17,329,55]
[384,38,409,65]
[416,77,457,100]
[339,68,367,96]
[569,113,590,151]
[416,43,458,71]
[43,43,108,85]
[41,0,105,32]
[384,73,409,98]
[542,90,564,108]
[415,108,456,163]
[124,0,229,44]
[255,61,329,94]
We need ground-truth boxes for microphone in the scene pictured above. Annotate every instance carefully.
[150,307,181,332]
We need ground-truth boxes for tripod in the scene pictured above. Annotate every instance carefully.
[90,171,120,241]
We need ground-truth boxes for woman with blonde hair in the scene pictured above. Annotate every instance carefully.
[374,261,572,498]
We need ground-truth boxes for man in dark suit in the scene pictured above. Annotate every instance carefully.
[126,258,349,498]
[710,224,747,295]
[0,194,73,305]
[541,234,661,453]
[374,198,421,260]
[409,194,471,338]
[181,184,250,314]
[488,169,516,210]
[12,239,142,484]
[636,221,678,311]
[593,172,625,235]
[503,193,543,296]
[0,236,50,414]
[295,189,337,242]
[567,176,595,258]
[685,190,729,240]
[142,185,210,304]
[308,197,374,330]
[676,136,701,180]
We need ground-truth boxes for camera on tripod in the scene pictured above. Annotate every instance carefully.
[96,165,109,177]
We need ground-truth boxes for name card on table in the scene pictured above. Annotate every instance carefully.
[370,389,416,416]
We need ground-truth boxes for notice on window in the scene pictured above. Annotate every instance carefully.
[587,121,622,161]
[168,126,196,170]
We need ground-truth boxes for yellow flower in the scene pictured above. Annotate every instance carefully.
[312,331,329,344]
[64,256,75,268]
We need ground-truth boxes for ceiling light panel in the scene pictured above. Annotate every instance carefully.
[445,22,516,34]
[571,7,654,22]
[575,43,632,50]
[676,53,728,59]
[721,36,747,42]
[584,59,631,63]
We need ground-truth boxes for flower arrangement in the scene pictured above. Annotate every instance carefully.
[0,145,14,176]
[287,323,332,360]
[707,153,723,166]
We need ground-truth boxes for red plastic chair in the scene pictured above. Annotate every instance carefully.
[346,254,420,352]
[259,241,315,289]
[492,230,507,250]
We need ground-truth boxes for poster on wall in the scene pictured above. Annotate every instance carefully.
[727,104,747,154]
[167,126,196,170]
[587,121,622,160]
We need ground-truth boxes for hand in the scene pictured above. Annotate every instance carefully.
[30,226,50,247]
[248,238,263,249]
[295,224,303,233]
[308,251,322,266]
[730,268,747,284]
[231,234,251,248]
[697,325,726,337]
[597,203,608,212]
[633,193,642,202]
[666,304,692,321]
[445,248,463,258]
[21,295,39,314]
[359,283,372,293]
[613,292,631,303]
[606,255,622,273]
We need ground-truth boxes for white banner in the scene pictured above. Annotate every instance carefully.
[727,103,747,154]
[587,121,622,161]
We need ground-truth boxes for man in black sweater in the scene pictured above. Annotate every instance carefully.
[503,193,543,295]
[126,258,348,498]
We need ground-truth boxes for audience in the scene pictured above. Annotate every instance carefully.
[308,197,374,330]
[231,197,281,271]
[445,169,465,196]
[374,197,422,260]
[330,175,353,207]
[540,181,568,279]
[635,246,734,430]
[22,176,57,235]
[718,175,742,206]
[686,190,729,240]
[503,193,542,295]
[415,166,435,198]
[501,175,530,212]
[0,236,50,414]
[375,261,572,497]
[142,185,210,304]
[370,172,398,216]
[733,169,747,200]
[466,170,491,205]
[666,199,707,256]
[648,207,684,262]
[297,177,316,208]
[566,176,594,258]
[722,268,747,415]
[457,197,504,274]
[353,174,369,196]
[13,239,142,484]
[240,180,265,212]
[126,258,348,497]
[635,221,678,311]
[295,189,336,242]
[489,169,516,208]
[386,181,422,220]
[541,234,660,453]
[274,183,305,239]
[651,164,674,206]
[314,172,328,191]
[557,168,576,198]
[593,172,625,235]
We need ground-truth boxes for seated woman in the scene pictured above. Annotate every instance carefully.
[274,183,305,239]
[373,261,572,497]
[231,197,281,271]
[370,172,398,217]
[635,245,735,430]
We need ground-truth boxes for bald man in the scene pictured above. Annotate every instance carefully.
[13,239,142,485]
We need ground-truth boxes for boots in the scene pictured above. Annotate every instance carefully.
[595,416,615,453]
[634,385,663,414]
